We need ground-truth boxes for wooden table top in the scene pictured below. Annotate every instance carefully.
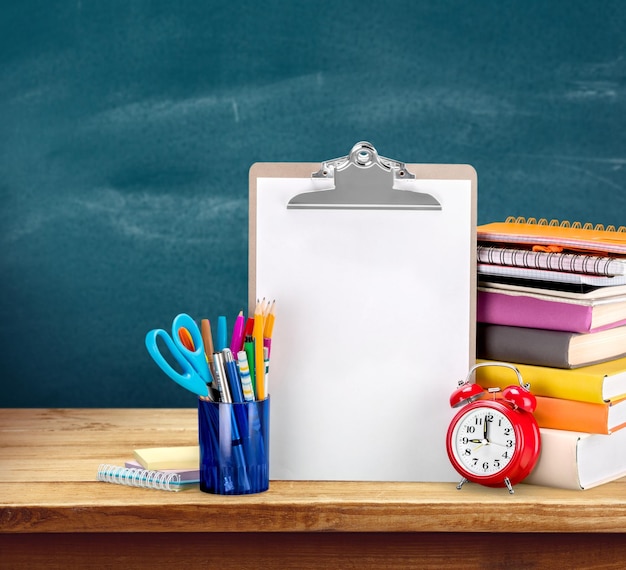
[2,408,626,534]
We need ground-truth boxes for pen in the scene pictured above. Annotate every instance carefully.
[237,349,264,466]
[223,348,250,465]
[215,315,228,352]
[236,350,255,402]
[213,352,249,491]
[212,352,231,403]
[263,346,270,397]
[229,310,245,356]
[244,317,255,338]
[253,299,266,400]
[243,334,256,396]
[223,348,245,404]
[263,299,276,358]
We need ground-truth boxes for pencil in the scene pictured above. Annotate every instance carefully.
[253,299,266,400]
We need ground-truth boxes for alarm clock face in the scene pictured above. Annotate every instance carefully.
[450,406,516,477]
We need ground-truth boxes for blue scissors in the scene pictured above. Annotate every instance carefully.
[145,313,211,398]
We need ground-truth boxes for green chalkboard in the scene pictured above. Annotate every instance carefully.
[1,0,625,407]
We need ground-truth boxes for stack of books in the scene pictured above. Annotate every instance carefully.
[475,217,626,489]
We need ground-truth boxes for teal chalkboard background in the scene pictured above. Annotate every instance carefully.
[2,1,625,406]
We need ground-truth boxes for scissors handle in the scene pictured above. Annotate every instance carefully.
[145,317,210,398]
[171,313,210,383]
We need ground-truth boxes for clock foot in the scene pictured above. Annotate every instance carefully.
[504,477,514,494]
[456,477,468,490]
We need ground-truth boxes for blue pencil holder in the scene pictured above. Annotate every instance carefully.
[198,397,270,495]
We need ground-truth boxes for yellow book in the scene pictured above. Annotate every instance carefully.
[133,445,199,470]
[475,357,626,404]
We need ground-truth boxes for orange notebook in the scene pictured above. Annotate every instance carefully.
[531,395,626,435]
[478,217,626,255]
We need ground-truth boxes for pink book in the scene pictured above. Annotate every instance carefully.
[477,289,626,333]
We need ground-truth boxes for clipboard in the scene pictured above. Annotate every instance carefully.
[250,142,477,482]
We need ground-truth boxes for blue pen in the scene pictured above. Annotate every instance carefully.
[213,351,250,491]
[216,315,228,352]
[223,348,249,446]
[223,349,245,404]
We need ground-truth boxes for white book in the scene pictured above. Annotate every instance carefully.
[524,427,626,490]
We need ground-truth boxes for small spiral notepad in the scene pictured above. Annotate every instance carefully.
[97,463,189,492]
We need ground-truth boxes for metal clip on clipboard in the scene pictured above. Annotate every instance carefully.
[287,141,442,211]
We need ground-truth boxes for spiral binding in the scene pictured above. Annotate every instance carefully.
[477,245,626,277]
[97,463,183,492]
[505,216,626,233]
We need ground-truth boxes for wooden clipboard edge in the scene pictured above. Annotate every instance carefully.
[248,161,477,365]
[248,162,319,315]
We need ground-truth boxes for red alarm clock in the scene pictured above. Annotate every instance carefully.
[446,362,541,494]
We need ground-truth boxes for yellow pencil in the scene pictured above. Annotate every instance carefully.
[253,299,266,400]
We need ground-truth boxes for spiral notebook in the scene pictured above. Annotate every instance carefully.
[478,217,626,287]
[478,217,626,255]
[96,463,198,492]
[477,245,626,277]
[477,264,626,287]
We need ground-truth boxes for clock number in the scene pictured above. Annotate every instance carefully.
[452,407,523,477]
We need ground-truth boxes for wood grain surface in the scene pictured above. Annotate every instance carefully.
[2,408,626,568]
